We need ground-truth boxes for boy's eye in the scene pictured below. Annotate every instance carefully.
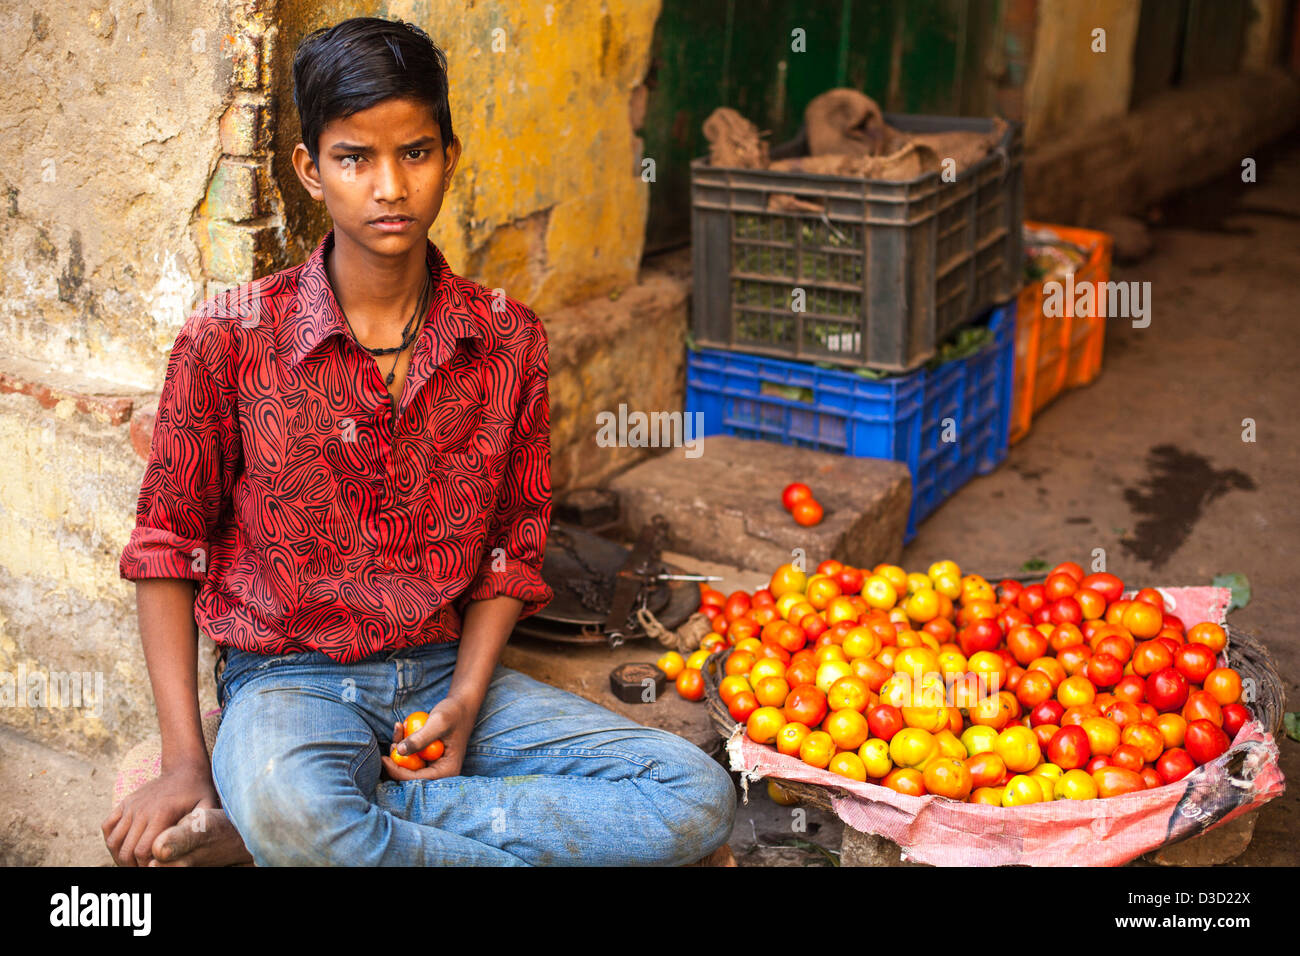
[406,149,427,160]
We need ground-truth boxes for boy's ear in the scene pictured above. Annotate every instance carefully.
[292,142,325,201]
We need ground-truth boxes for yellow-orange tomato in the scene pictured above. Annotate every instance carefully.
[1187,622,1227,653]
[775,720,812,757]
[723,650,756,677]
[882,768,927,796]
[769,563,808,598]
[965,751,1006,788]
[858,738,893,778]
[968,650,1009,689]
[1002,774,1044,806]
[1204,668,1243,706]
[685,649,710,671]
[923,757,973,800]
[828,751,868,781]
[732,637,763,656]
[933,728,968,760]
[1092,765,1146,798]
[814,644,849,666]
[776,592,807,621]
[1155,712,1187,749]
[961,724,999,756]
[969,786,1004,805]
[1016,670,1055,708]
[1054,768,1099,800]
[798,730,836,769]
[893,646,940,681]
[1121,722,1165,763]
[1027,657,1067,688]
[825,597,859,625]
[766,779,799,806]
[904,588,940,623]
[902,705,949,733]
[825,709,870,750]
[747,657,787,687]
[1081,716,1121,756]
[753,675,791,708]
[841,626,881,660]
[656,651,685,680]
[827,675,871,712]
[745,706,785,744]
[995,726,1042,773]
[815,660,855,695]
[969,693,1012,730]
[717,675,752,706]
[889,728,938,769]
[389,744,426,771]
[675,668,705,701]
[1057,675,1097,708]
[1122,601,1164,640]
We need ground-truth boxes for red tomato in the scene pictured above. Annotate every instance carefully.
[1030,699,1066,727]
[783,683,828,727]
[1173,643,1217,684]
[1050,598,1081,629]
[1007,625,1048,666]
[1157,748,1196,784]
[1184,720,1230,765]
[1134,588,1166,610]
[1017,584,1047,616]
[791,499,824,526]
[1050,561,1086,583]
[1080,572,1123,604]
[1085,755,1111,774]
[835,566,865,595]
[1093,766,1146,798]
[1221,703,1251,738]
[1074,587,1107,620]
[1109,743,1145,773]
[1047,725,1092,770]
[997,579,1025,606]
[723,591,752,622]
[959,619,1002,657]
[781,482,813,511]
[1087,652,1124,689]
[727,691,760,722]
[1145,666,1190,713]
[1182,690,1223,727]
[1044,573,1078,600]
[1113,675,1147,703]
[866,703,905,742]
[1140,766,1164,790]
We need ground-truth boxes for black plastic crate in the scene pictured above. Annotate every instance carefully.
[690,113,1024,372]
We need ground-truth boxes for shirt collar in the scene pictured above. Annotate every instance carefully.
[284,227,482,370]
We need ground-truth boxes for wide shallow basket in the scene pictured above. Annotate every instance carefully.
[703,626,1286,845]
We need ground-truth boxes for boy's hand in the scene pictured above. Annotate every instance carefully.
[102,760,219,867]
[380,694,475,782]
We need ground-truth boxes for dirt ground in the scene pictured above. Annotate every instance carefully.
[3,139,1297,870]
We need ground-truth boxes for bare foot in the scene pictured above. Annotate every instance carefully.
[149,807,255,867]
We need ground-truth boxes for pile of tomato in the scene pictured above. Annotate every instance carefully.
[659,559,1252,806]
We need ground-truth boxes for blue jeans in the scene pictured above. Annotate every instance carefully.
[211,642,736,865]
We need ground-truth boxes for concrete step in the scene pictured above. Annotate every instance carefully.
[608,435,911,572]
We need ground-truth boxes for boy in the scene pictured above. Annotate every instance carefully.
[103,16,735,866]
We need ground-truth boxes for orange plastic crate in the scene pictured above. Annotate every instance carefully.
[1009,222,1114,444]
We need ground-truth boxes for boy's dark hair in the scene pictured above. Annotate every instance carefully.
[292,17,454,168]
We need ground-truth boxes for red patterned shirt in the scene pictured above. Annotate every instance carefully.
[119,228,553,662]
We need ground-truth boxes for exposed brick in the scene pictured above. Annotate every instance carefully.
[206,158,260,222]
[130,400,159,461]
[231,33,261,90]
[219,103,265,156]
[0,357,138,426]
[201,221,275,282]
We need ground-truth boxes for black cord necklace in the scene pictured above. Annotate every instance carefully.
[336,267,433,387]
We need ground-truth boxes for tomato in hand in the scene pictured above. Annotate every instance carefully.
[403,711,447,762]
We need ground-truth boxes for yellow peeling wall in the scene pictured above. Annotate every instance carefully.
[276,0,662,313]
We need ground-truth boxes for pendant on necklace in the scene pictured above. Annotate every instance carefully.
[386,372,395,385]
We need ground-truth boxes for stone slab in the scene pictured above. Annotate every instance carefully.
[607,436,911,572]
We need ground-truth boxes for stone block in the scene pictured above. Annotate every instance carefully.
[1145,809,1258,867]
[608,435,911,571]
[205,159,260,222]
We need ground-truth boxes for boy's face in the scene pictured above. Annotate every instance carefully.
[292,96,461,257]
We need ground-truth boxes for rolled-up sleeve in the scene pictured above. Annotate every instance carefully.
[461,316,554,618]
[119,318,240,582]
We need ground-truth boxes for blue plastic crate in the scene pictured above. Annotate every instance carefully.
[686,301,1015,542]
